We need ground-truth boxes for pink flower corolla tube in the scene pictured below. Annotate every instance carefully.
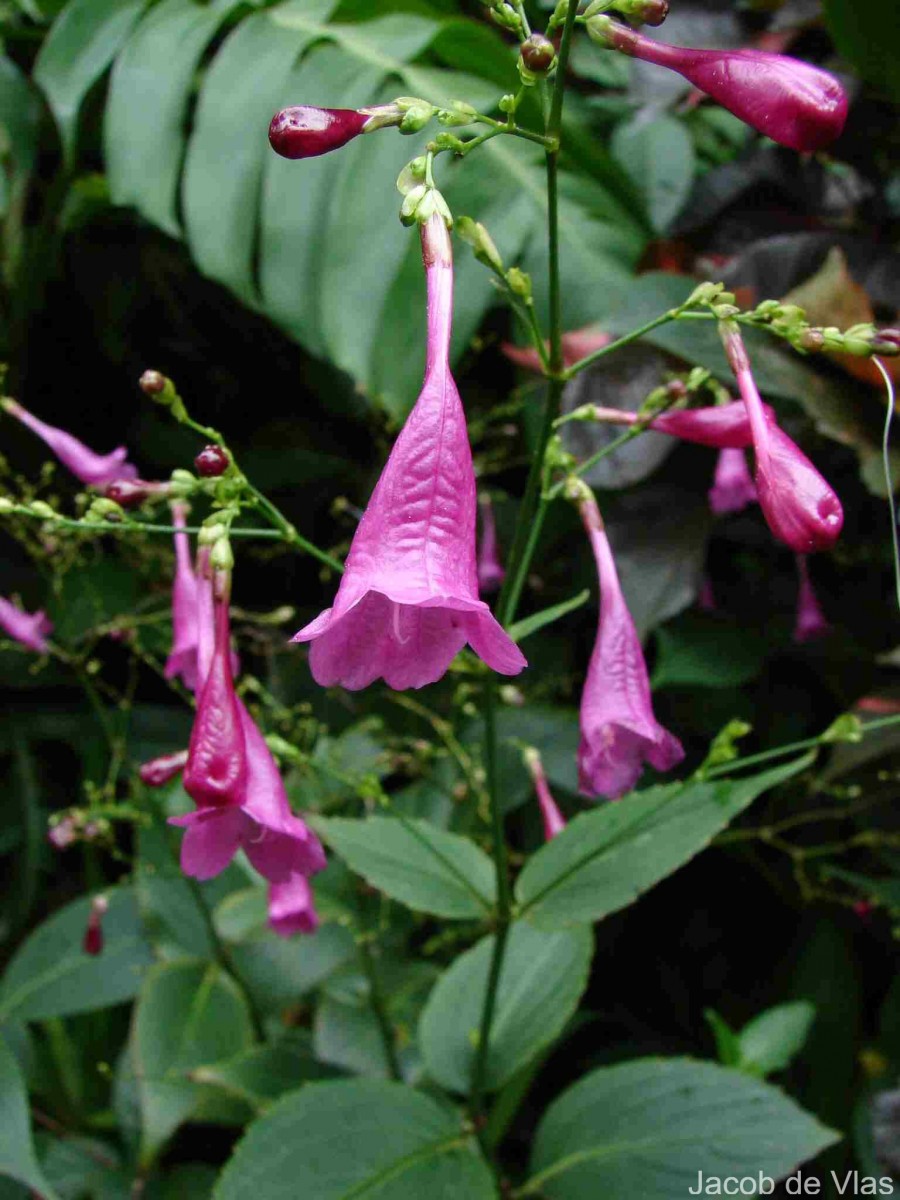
[268,873,320,938]
[477,494,505,595]
[170,563,325,884]
[293,215,526,690]
[576,488,684,799]
[524,748,566,841]
[0,596,52,652]
[164,503,202,690]
[793,555,831,643]
[586,16,847,152]
[589,400,772,448]
[709,447,757,515]
[722,324,843,552]
[2,398,138,487]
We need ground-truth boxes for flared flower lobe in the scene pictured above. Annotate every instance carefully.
[709,447,757,514]
[3,399,137,487]
[0,597,52,652]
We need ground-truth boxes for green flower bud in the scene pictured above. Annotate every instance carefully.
[506,267,533,301]
[610,0,669,26]
[400,183,428,226]
[682,281,726,309]
[432,132,467,153]
[168,468,198,498]
[456,216,504,274]
[400,103,436,134]
[86,497,124,523]
[396,156,428,196]
[209,536,234,573]
[437,101,477,127]
[0,497,14,514]
[29,501,56,519]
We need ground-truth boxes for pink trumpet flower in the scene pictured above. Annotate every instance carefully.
[2,398,138,487]
[524,748,566,840]
[477,494,505,594]
[722,324,843,552]
[293,215,526,690]
[586,17,847,152]
[170,561,325,884]
[589,400,772,448]
[793,555,831,643]
[0,597,52,652]
[576,487,684,799]
[709,447,757,515]
[164,503,202,690]
[268,873,320,938]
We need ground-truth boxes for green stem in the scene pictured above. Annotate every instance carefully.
[243,479,344,572]
[562,310,677,379]
[358,934,403,1081]
[703,714,900,780]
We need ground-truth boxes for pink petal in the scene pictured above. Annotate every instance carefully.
[169,807,245,880]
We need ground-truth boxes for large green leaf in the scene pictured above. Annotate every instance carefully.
[823,0,900,101]
[611,114,695,234]
[0,55,40,180]
[419,921,592,1094]
[515,757,811,929]
[133,960,255,1166]
[315,815,496,919]
[194,1031,339,1112]
[0,887,153,1022]
[104,0,239,237]
[0,1036,59,1199]
[34,0,151,164]
[214,1080,495,1199]
[523,1058,839,1199]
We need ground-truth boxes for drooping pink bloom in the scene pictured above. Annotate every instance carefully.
[83,895,108,957]
[709,447,757,514]
[0,596,52,652]
[268,873,320,938]
[524,748,566,840]
[293,215,526,691]
[589,400,772,448]
[2,398,138,487]
[577,488,684,799]
[164,503,202,690]
[477,494,505,594]
[722,324,843,553]
[586,17,847,152]
[170,561,325,884]
[793,555,831,643]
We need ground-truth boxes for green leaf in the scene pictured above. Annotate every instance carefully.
[214,1080,495,1199]
[419,922,592,1094]
[652,613,767,691]
[0,55,41,180]
[315,815,496,919]
[823,0,900,101]
[0,888,153,1023]
[611,115,695,234]
[515,757,811,929]
[0,1035,60,1198]
[34,0,150,165]
[737,1002,816,1078]
[194,1031,339,1112]
[104,0,238,238]
[462,704,581,814]
[509,589,591,644]
[524,1057,839,1199]
[39,1134,120,1198]
[135,822,216,960]
[133,960,255,1166]
[704,1009,741,1068]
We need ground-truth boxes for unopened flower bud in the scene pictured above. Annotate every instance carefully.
[799,328,825,352]
[48,814,78,850]
[400,183,428,226]
[194,445,230,477]
[456,216,504,274]
[491,2,521,30]
[399,102,436,134]
[83,895,108,957]
[506,268,533,301]
[199,521,227,546]
[168,468,197,498]
[611,0,669,25]
[871,328,900,356]
[29,500,55,519]
[269,106,369,160]
[0,497,15,514]
[432,132,467,153]
[209,537,234,573]
[437,101,477,127]
[139,369,170,398]
[104,478,168,508]
[520,34,556,75]
[86,497,124,523]
[396,157,428,196]
[139,749,189,788]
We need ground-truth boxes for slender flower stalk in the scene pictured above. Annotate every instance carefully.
[585,16,848,152]
[164,503,202,690]
[793,555,831,643]
[709,447,757,515]
[293,215,526,690]
[721,323,843,552]
[0,597,52,652]
[523,747,566,840]
[477,494,505,594]
[575,485,684,799]
[2,398,138,487]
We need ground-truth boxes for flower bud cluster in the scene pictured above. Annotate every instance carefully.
[397,159,452,228]
[48,809,109,851]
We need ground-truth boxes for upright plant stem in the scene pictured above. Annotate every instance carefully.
[469,0,581,1142]
[358,934,403,1082]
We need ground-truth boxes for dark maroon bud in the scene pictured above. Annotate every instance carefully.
[139,749,189,788]
[617,0,669,26]
[83,895,108,957]
[104,478,168,508]
[194,444,230,477]
[269,106,369,160]
[520,34,556,74]
[139,370,167,396]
